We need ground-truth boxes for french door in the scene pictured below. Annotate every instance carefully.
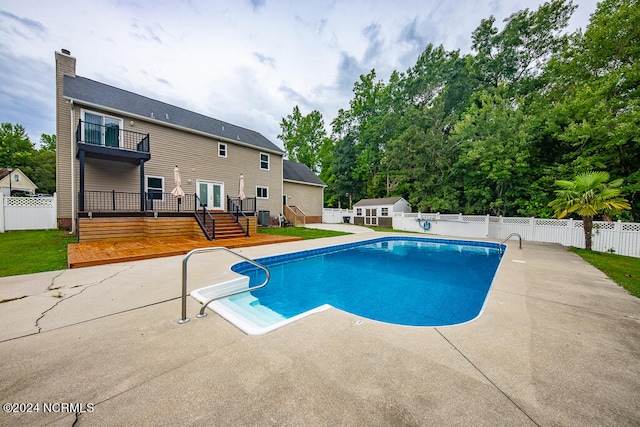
[197,181,224,210]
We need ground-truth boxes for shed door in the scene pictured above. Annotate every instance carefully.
[365,208,377,226]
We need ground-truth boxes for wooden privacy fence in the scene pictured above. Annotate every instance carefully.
[0,193,57,232]
[323,208,640,258]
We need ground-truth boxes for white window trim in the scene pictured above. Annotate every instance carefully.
[260,152,270,171]
[218,142,227,158]
[381,207,389,216]
[256,185,269,199]
[146,175,165,201]
[80,108,124,147]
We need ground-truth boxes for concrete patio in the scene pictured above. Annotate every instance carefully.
[0,230,639,426]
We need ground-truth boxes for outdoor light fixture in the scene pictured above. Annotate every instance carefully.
[88,212,92,219]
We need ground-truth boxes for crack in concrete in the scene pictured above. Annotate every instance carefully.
[435,327,541,426]
[34,266,135,333]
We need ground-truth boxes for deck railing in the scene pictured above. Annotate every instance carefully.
[227,195,256,214]
[80,191,258,215]
[81,190,196,212]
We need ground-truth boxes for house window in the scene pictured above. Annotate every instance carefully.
[218,142,227,158]
[260,153,270,170]
[256,186,269,199]
[146,176,164,200]
[381,208,389,216]
[82,110,123,147]
[356,208,362,216]
[13,174,20,182]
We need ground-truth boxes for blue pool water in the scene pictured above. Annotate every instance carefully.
[231,237,504,327]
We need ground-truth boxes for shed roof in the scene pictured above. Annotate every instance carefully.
[283,160,325,186]
[63,75,284,154]
[353,197,406,207]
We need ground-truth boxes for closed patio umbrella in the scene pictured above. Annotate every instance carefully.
[171,165,185,211]
[238,173,246,200]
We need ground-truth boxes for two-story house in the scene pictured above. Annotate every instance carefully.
[55,49,321,241]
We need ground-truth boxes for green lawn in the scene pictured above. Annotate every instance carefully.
[258,226,350,239]
[0,229,76,277]
[571,248,640,298]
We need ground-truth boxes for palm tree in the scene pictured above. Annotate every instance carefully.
[548,171,631,251]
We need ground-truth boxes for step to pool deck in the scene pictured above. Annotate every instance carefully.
[67,234,302,268]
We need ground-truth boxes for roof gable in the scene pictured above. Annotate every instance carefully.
[283,160,325,186]
[0,168,37,189]
[63,75,284,154]
[353,197,406,207]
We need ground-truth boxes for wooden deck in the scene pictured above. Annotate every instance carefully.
[67,234,302,268]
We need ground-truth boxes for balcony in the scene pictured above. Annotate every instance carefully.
[75,119,150,164]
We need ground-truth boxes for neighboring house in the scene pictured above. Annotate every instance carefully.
[353,197,411,227]
[282,160,326,225]
[55,49,310,241]
[0,168,37,196]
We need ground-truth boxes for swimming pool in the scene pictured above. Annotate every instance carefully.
[191,237,504,334]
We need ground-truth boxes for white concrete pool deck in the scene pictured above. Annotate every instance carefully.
[1,228,639,426]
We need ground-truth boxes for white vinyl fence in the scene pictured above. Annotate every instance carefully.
[0,193,57,232]
[323,208,640,258]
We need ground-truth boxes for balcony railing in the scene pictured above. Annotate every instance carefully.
[76,120,150,154]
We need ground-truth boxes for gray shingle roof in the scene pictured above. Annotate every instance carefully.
[353,197,406,207]
[63,75,284,154]
[283,160,325,186]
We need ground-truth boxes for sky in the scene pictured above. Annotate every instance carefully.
[0,0,598,149]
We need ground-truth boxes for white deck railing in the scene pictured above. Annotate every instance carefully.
[322,208,640,258]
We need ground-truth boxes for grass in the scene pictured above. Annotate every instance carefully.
[571,248,640,298]
[0,229,76,278]
[258,226,350,239]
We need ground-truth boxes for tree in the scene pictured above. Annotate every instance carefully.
[451,88,531,215]
[0,125,56,194]
[548,171,631,250]
[0,122,34,169]
[470,0,576,93]
[542,0,640,219]
[278,106,328,173]
[30,134,56,194]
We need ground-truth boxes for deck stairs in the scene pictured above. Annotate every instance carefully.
[206,213,248,240]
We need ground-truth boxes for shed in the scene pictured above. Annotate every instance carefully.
[353,197,411,227]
